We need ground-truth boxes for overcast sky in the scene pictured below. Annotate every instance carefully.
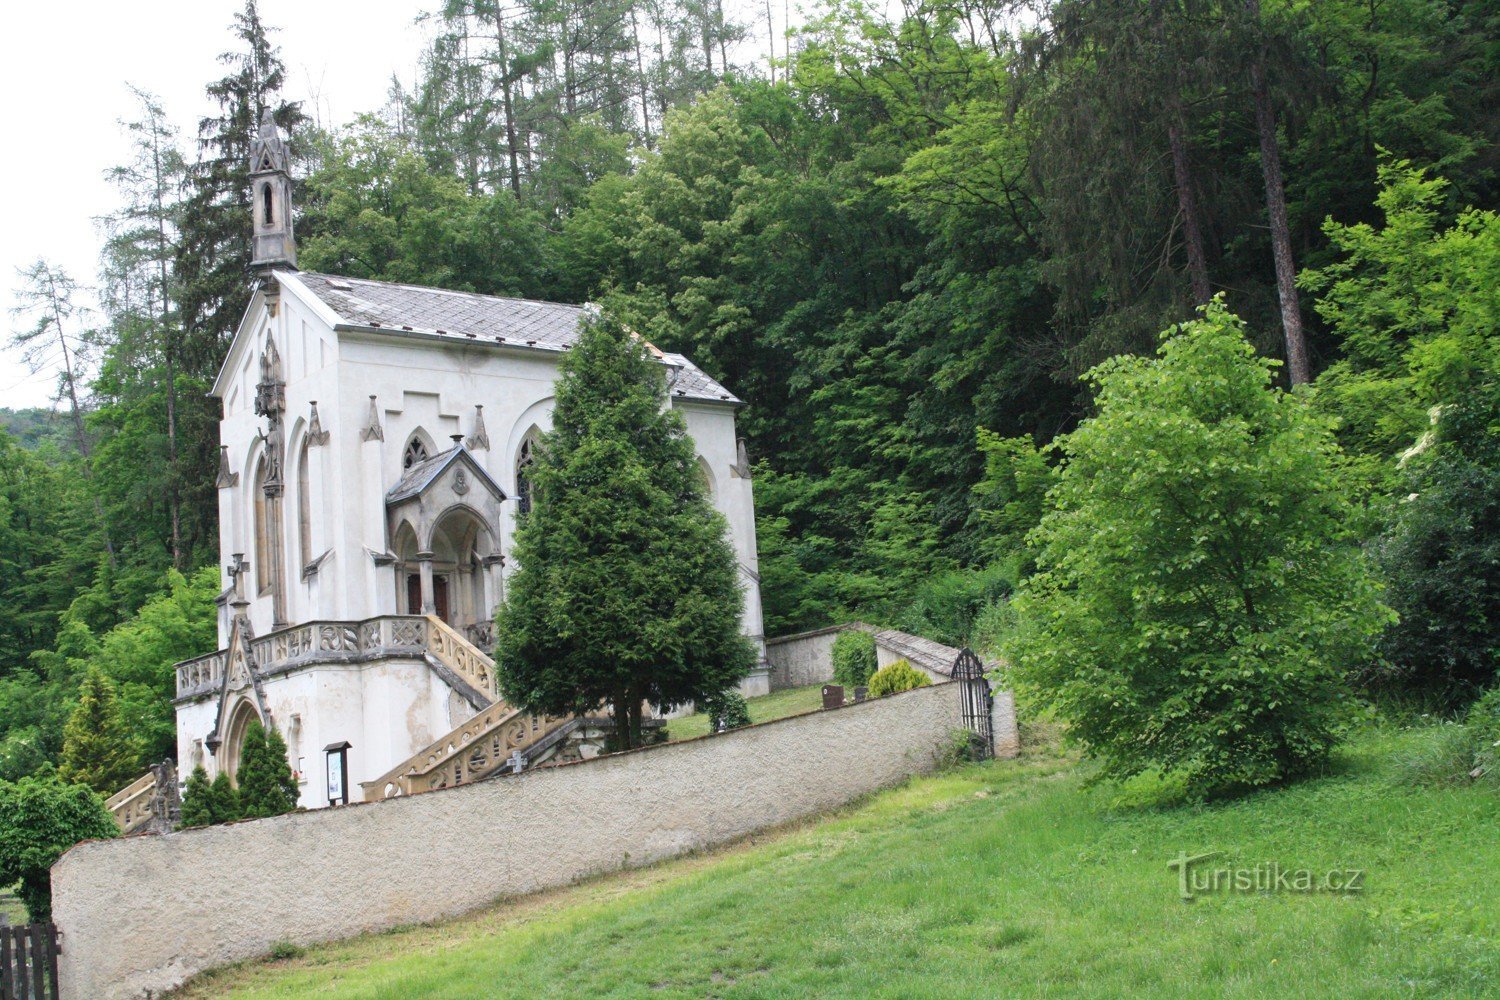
[0,0,434,407]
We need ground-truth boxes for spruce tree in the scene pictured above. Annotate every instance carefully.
[235,720,298,818]
[58,668,141,794]
[209,770,240,823]
[496,313,755,749]
[178,765,214,829]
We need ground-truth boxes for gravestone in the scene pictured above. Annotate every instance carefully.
[821,684,845,710]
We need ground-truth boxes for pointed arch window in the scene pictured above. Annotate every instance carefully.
[261,183,274,226]
[253,456,272,596]
[516,438,535,515]
[402,435,430,471]
[298,438,312,569]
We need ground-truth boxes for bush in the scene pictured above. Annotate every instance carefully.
[1374,383,1500,705]
[1006,301,1391,797]
[0,772,118,921]
[867,659,932,697]
[703,689,751,732]
[179,765,242,829]
[832,631,878,688]
[235,722,299,819]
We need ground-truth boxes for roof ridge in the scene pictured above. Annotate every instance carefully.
[300,272,586,312]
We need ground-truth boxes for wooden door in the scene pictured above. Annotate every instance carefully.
[434,576,451,624]
[406,574,422,614]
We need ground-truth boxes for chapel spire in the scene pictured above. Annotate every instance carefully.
[249,107,297,276]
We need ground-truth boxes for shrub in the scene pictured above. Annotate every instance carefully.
[236,722,299,819]
[867,659,932,697]
[58,667,141,794]
[1374,383,1500,705]
[703,689,751,732]
[0,772,118,921]
[832,631,878,688]
[179,765,242,829]
[1006,300,1391,797]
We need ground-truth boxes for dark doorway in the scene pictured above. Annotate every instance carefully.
[434,576,451,623]
[406,573,422,614]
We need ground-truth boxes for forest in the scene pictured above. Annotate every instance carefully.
[1,0,1497,786]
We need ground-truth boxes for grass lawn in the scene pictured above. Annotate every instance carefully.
[663,684,827,742]
[174,724,1499,999]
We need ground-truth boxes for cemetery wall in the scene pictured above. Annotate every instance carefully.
[51,681,963,1000]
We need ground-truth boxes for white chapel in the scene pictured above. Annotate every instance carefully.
[171,112,767,809]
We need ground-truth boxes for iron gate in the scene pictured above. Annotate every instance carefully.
[952,647,993,760]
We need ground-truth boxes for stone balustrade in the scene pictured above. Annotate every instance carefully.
[361,696,570,800]
[105,772,158,835]
[174,615,498,701]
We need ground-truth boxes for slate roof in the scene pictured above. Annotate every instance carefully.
[289,272,742,405]
[386,445,506,504]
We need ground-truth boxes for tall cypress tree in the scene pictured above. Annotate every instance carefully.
[235,720,299,818]
[495,313,755,749]
[58,668,140,794]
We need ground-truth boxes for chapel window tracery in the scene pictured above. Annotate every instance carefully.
[403,436,430,471]
[516,438,535,515]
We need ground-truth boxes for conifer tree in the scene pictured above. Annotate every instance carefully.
[58,668,140,794]
[496,313,756,749]
[178,765,214,828]
[234,720,298,818]
[209,770,240,823]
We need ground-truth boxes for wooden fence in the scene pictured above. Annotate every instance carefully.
[0,923,60,1000]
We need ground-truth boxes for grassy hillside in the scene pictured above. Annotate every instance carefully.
[175,725,1498,999]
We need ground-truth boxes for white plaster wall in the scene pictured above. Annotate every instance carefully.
[54,683,963,1000]
[765,626,845,689]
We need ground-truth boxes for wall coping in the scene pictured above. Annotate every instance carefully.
[763,621,878,646]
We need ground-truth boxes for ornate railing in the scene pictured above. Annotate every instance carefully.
[175,615,499,701]
[106,771,158,835]
[425,616,498,700]
[360,698,571,800]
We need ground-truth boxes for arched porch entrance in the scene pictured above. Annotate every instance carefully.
[394,506,500,635]
[219,698,262,786]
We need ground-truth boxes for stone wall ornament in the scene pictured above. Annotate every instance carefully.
[453,467,470,496]
[361,394,385,442]
[466,404,490,450]
[216,445,240,488]
[307,401,330,446]
[731,438,753,479]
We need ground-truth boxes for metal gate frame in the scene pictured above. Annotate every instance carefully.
[952,647,993,760]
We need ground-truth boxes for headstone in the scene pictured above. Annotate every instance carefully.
[854,686,868,703]
[508,750,527,773]
[821,684,845,710]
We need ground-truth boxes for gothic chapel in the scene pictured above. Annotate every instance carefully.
[172,112,767,808]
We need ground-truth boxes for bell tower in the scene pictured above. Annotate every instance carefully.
[249,108,297,276]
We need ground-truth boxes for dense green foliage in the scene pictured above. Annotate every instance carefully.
[702,689,751,733]
[179,765,244,829]
[1006,303,1391,795]
[58,668,140,794]
[234,721,299,819]
[495,314,756,748]
[866,659,932,698]
[830,631,878,689]
[3,0,1498,784]
[0,773,118,921]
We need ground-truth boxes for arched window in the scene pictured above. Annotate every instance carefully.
[516,438,535,515]
[402,435,430,470]
[696,457,715,499]
[261,183,274,226]
[253,456,272,595]
[298,439,312,569]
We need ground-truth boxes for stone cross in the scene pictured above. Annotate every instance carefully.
[227,553,249,598]
[508,750,527,773]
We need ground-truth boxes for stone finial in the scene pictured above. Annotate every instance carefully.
[466,404,490,450]
[308,401,329,446]
[216,445,240,488]
[731,438,753,480]
[361,395,384,442]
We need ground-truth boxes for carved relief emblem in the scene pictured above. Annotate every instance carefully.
[453,467,470,496]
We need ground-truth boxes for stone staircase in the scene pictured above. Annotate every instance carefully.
[106,761,179,835]
[361,619,574,800]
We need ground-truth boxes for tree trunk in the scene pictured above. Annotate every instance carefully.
[1154,0,1212,305]
[612,686,631,751]
[630,4,654,145]
[1246,0,1310,385]
[493,4,523,196]
[764,0,776,84]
